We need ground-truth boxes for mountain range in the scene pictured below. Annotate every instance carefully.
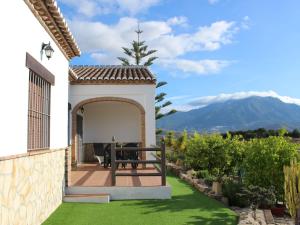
[157,96,300,132]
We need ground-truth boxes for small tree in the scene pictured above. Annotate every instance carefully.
[165,131,176,148]
[174,130,187,151]
[117,26,176,133]
[291,129,300,138]
[243,136,298,201]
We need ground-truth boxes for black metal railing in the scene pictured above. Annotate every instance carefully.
[110,138,166,186]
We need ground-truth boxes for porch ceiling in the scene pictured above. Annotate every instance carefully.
[69,65,156,84]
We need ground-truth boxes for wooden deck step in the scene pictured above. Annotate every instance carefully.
[263,209,275,224]
[63,194,110,203]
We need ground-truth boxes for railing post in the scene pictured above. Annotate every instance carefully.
[161,136,166,186]
[111,136,116,186]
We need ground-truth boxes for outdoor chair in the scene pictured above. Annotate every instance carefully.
[116,147,126,169]
[103,144,111,168]
[123,143,139,169]
[93,143,105,165]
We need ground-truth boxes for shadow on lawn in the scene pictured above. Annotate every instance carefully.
[185,213,238,225]
[120,174,238,225]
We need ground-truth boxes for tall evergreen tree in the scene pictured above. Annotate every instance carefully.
[117,25,176,132]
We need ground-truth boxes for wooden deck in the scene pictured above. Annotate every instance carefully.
[71,163,162,187]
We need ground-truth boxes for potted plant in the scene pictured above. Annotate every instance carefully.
[211,168,226,195]
[244,185,276,220]
[271,202,286,217]
[212,176,223,195]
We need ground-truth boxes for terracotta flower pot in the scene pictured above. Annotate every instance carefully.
[271,204,285,217]
[212,181,222,195]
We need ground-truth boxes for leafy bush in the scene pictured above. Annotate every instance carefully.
[195,169,210,179]
[203,174,217,186]
[175,130,188,153]
[185,132,245,181]
[243,185,276,209]
[165,131,176,148]
[165,130,188,166]
[195,169,216,186]
[166,130,299,202]
[242,136,299,201]
[222,178,249,207]
[166,151,178,163]
[222,179,276,208]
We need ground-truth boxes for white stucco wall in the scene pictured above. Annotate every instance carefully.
[0,1,70,157]
[69,85,156,147]
[83,102,141,143]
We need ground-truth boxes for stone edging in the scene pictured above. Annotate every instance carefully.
[0,147,68,161]
[166,163,293,225]
[167,163,226,203]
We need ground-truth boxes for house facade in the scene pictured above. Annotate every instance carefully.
[0,1,169,225]
[69,66,157,164]
[0,1,80,224]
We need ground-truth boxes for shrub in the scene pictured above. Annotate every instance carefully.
[222,178,249,207]
[203,174,217,186]
[242,136,299,201]
[166,151,178,163]
[223,134,245,177]
[243,185,276,209]
[165,131,176,148]
[195,169,210,179]
[194,169,216,186]
[185,132,227,180]
[175,130,188,153]
[185,132,245,181]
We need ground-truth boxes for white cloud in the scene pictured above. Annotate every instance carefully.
[163,91,300,112]
[166,95,192,101]
[58,0,160,17]
[208,0,219,5]
[166,16,188,27]
[161,103,199,113]
[189,91,300,108]
[116,0,161,15]
[91,52,120,64]
[58,0,250,76]
[160,59,232,75]
[241,16,251,30]
[69,17,239,75]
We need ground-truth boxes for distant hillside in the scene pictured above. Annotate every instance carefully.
[157,96,300,132]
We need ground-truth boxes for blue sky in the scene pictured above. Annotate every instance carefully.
[58,0,300,111]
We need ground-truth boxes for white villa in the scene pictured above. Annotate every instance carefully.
[0,1,170,225]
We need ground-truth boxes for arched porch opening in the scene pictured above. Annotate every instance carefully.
[71,97,146,164]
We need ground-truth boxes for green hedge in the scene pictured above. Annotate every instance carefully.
[166,131,299,201]
[243,136,298,201]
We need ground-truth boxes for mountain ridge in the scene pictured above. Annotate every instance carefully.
[157,96,300,132]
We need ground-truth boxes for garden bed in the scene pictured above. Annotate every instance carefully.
[164,131,299,223]
[167,162,295,225]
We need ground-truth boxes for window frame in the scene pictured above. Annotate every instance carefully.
[26,53,55,151]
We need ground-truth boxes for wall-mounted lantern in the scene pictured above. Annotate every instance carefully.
[80,106,84,114]
[41,42,54,60]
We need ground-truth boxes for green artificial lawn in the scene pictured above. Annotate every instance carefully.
[43,174,238,225]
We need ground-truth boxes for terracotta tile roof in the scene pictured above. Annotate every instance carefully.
[69,66,156,84]
[25,0,80,59]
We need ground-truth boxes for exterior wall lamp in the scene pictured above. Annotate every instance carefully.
[80,106,84,114]
[41,42,54,60]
